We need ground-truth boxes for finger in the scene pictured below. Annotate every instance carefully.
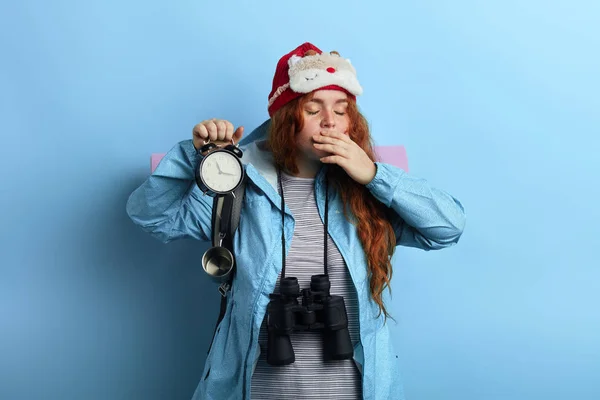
[193,122,204,136]
[313,134,348,147]
[225,121,234,142]
[206,121,218,141]
[194,124,208,141]
[314,136,352,153]
[216,120,227,141]
[320,155,346,166]
[193,124,209,141]
[322,130,352,143]
[233,126,244,143]
[192,126,206,151]
[313,142,349,158]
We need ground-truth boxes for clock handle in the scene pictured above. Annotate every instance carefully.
[224,139,244,158]
[200,141,217,154]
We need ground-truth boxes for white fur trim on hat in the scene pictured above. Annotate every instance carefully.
[288,52,363,96]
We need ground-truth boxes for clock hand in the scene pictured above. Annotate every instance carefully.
[215,162,223,174]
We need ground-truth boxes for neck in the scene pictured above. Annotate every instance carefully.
[290,156,321,178]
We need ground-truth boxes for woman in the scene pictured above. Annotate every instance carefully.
[126,42,466,400]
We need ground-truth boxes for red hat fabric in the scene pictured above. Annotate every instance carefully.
[267,42,363,117]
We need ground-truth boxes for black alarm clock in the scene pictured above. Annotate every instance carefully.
[195,139,245,197]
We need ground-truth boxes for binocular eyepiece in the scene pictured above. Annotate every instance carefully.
[266,274,354,366]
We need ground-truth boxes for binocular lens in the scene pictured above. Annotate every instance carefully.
[280,277,300,297]
[310,274,331,292]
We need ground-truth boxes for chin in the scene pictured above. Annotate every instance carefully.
[311,148,328,158]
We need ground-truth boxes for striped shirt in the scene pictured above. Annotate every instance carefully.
[251,171,362,399]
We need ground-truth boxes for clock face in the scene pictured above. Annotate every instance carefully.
[200,150,243,193]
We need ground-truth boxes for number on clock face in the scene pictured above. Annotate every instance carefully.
[201,151,242,193]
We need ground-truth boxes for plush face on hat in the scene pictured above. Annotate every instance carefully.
[288,51,363,96]
[267,42,363,117]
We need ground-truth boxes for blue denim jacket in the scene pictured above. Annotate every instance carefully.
[126,120,466,400]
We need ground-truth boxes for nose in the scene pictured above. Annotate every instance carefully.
[321,109,335,128]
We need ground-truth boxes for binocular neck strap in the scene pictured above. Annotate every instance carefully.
[277,169,329,287]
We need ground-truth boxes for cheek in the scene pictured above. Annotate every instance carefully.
[297,127,317,146]
[340,117,350,134]
[300,120,320,138]
[304,117,320,130]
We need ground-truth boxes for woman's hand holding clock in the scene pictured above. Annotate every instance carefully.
[192,119,244,152]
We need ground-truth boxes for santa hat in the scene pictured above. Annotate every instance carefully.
[267,42,363,117]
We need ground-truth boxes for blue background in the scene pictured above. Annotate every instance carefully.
[1,1,598,399]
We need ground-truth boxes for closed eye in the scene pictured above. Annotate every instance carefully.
[306,110,346,116]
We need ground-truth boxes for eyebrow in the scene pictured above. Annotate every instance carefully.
[307,98,349,105]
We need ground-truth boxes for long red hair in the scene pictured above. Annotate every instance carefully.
[267,92,397,324]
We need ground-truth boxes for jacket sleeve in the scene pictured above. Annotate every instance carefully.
[365,162,466,250]
[126,139,213,243]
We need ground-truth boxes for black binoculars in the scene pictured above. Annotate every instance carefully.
[266,274,354,366]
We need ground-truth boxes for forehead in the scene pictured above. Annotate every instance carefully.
[309,90,349,102]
